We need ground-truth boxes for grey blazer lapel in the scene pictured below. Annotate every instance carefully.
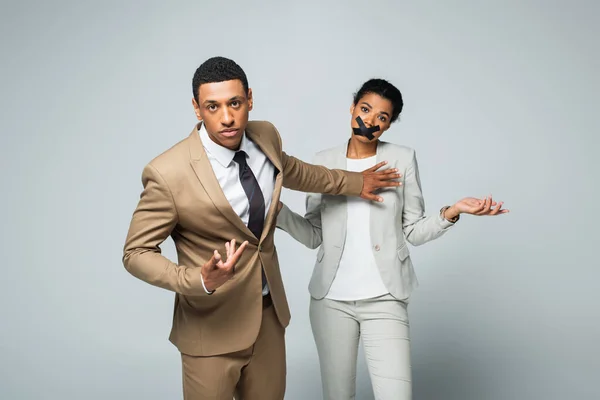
[369,141,388,249]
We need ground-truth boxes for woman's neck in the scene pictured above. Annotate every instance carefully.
[346,135,378,159]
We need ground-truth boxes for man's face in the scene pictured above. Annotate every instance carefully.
[350,92,393,142]
[192,79,253,150]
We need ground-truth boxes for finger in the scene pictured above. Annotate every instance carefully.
[361,193,384,203]
[229,239,236,258]
[477,196,491,215]
[229,240,237,273]
[227,239,235,259]
[374,180,402,188]
[225,241,230,259]
[377,168,400,176]
[471,202,485,215]
[485,196,495,214]
[363,161,388,173]
[477,197,488,211]
[377,172,402,181]
[214,250,225,269]
[227,240,249,267]
[490,201,503,215]
[206,251,219,270]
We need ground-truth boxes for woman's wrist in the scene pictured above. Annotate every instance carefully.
[442,205,461,222]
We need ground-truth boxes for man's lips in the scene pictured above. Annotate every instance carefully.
[220,128,239,138]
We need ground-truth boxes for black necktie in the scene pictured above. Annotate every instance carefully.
[233,150,267,289]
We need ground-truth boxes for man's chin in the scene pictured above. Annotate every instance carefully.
[217,132,243,149]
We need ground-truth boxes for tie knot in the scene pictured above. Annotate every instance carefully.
[233,150,247,165]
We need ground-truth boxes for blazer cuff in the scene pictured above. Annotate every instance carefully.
[345,171,364,196]
[438,215,455,229]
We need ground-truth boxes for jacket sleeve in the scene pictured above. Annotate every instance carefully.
[276,152,324,249]
[268,121,362,196]
[281,151,363,196]
[401,150,455,246]
[122,163,208,296]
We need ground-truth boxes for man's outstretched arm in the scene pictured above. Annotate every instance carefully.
[281,152,401,201]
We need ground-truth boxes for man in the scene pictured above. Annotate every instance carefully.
[122,56,401,400]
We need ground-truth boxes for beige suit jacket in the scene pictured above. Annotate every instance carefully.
[123,121,363,356]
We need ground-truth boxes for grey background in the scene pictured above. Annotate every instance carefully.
[1,0,597,399]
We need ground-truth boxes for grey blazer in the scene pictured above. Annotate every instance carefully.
[276,140,455,301]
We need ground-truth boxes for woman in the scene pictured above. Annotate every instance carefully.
[276,78,508,399]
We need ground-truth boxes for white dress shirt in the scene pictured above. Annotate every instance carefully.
[198,123,276,295]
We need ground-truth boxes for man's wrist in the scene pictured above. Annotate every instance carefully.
[200,271,215,295]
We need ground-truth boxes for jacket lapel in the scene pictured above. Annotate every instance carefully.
[329,142,349,248]
[245,124,283,242]
[245,124,283,172]
[187,124,254,239]
[370,141,386,248]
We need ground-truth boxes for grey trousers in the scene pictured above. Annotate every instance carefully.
[309,294,412,400]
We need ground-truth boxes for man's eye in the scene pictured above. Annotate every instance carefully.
[231,101,240,107]
[208,105,217,111]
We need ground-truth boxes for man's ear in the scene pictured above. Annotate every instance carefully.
[247,88,253,111]
[192,98,202,121]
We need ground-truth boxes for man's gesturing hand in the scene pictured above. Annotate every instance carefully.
[361,161,402,202]
[201,239,249,292]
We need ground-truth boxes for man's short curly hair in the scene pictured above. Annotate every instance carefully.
[192,57,249,103]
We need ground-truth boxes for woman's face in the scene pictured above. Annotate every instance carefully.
[350,92,394,142]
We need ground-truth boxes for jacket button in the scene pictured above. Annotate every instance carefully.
[374,245,380,251]
[258,245,262,252]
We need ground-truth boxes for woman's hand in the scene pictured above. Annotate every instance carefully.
[446,195,509,219]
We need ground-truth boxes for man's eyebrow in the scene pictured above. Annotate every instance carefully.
[202,96,245,106]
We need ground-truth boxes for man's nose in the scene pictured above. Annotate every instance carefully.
[221,109,234,126]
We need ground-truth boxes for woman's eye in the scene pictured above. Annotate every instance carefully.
[361,107,368,113]
[379,115,387,122]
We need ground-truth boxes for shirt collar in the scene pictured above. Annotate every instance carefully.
[199,123,250,168]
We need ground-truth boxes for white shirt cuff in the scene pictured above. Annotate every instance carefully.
[200,272,214,294]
